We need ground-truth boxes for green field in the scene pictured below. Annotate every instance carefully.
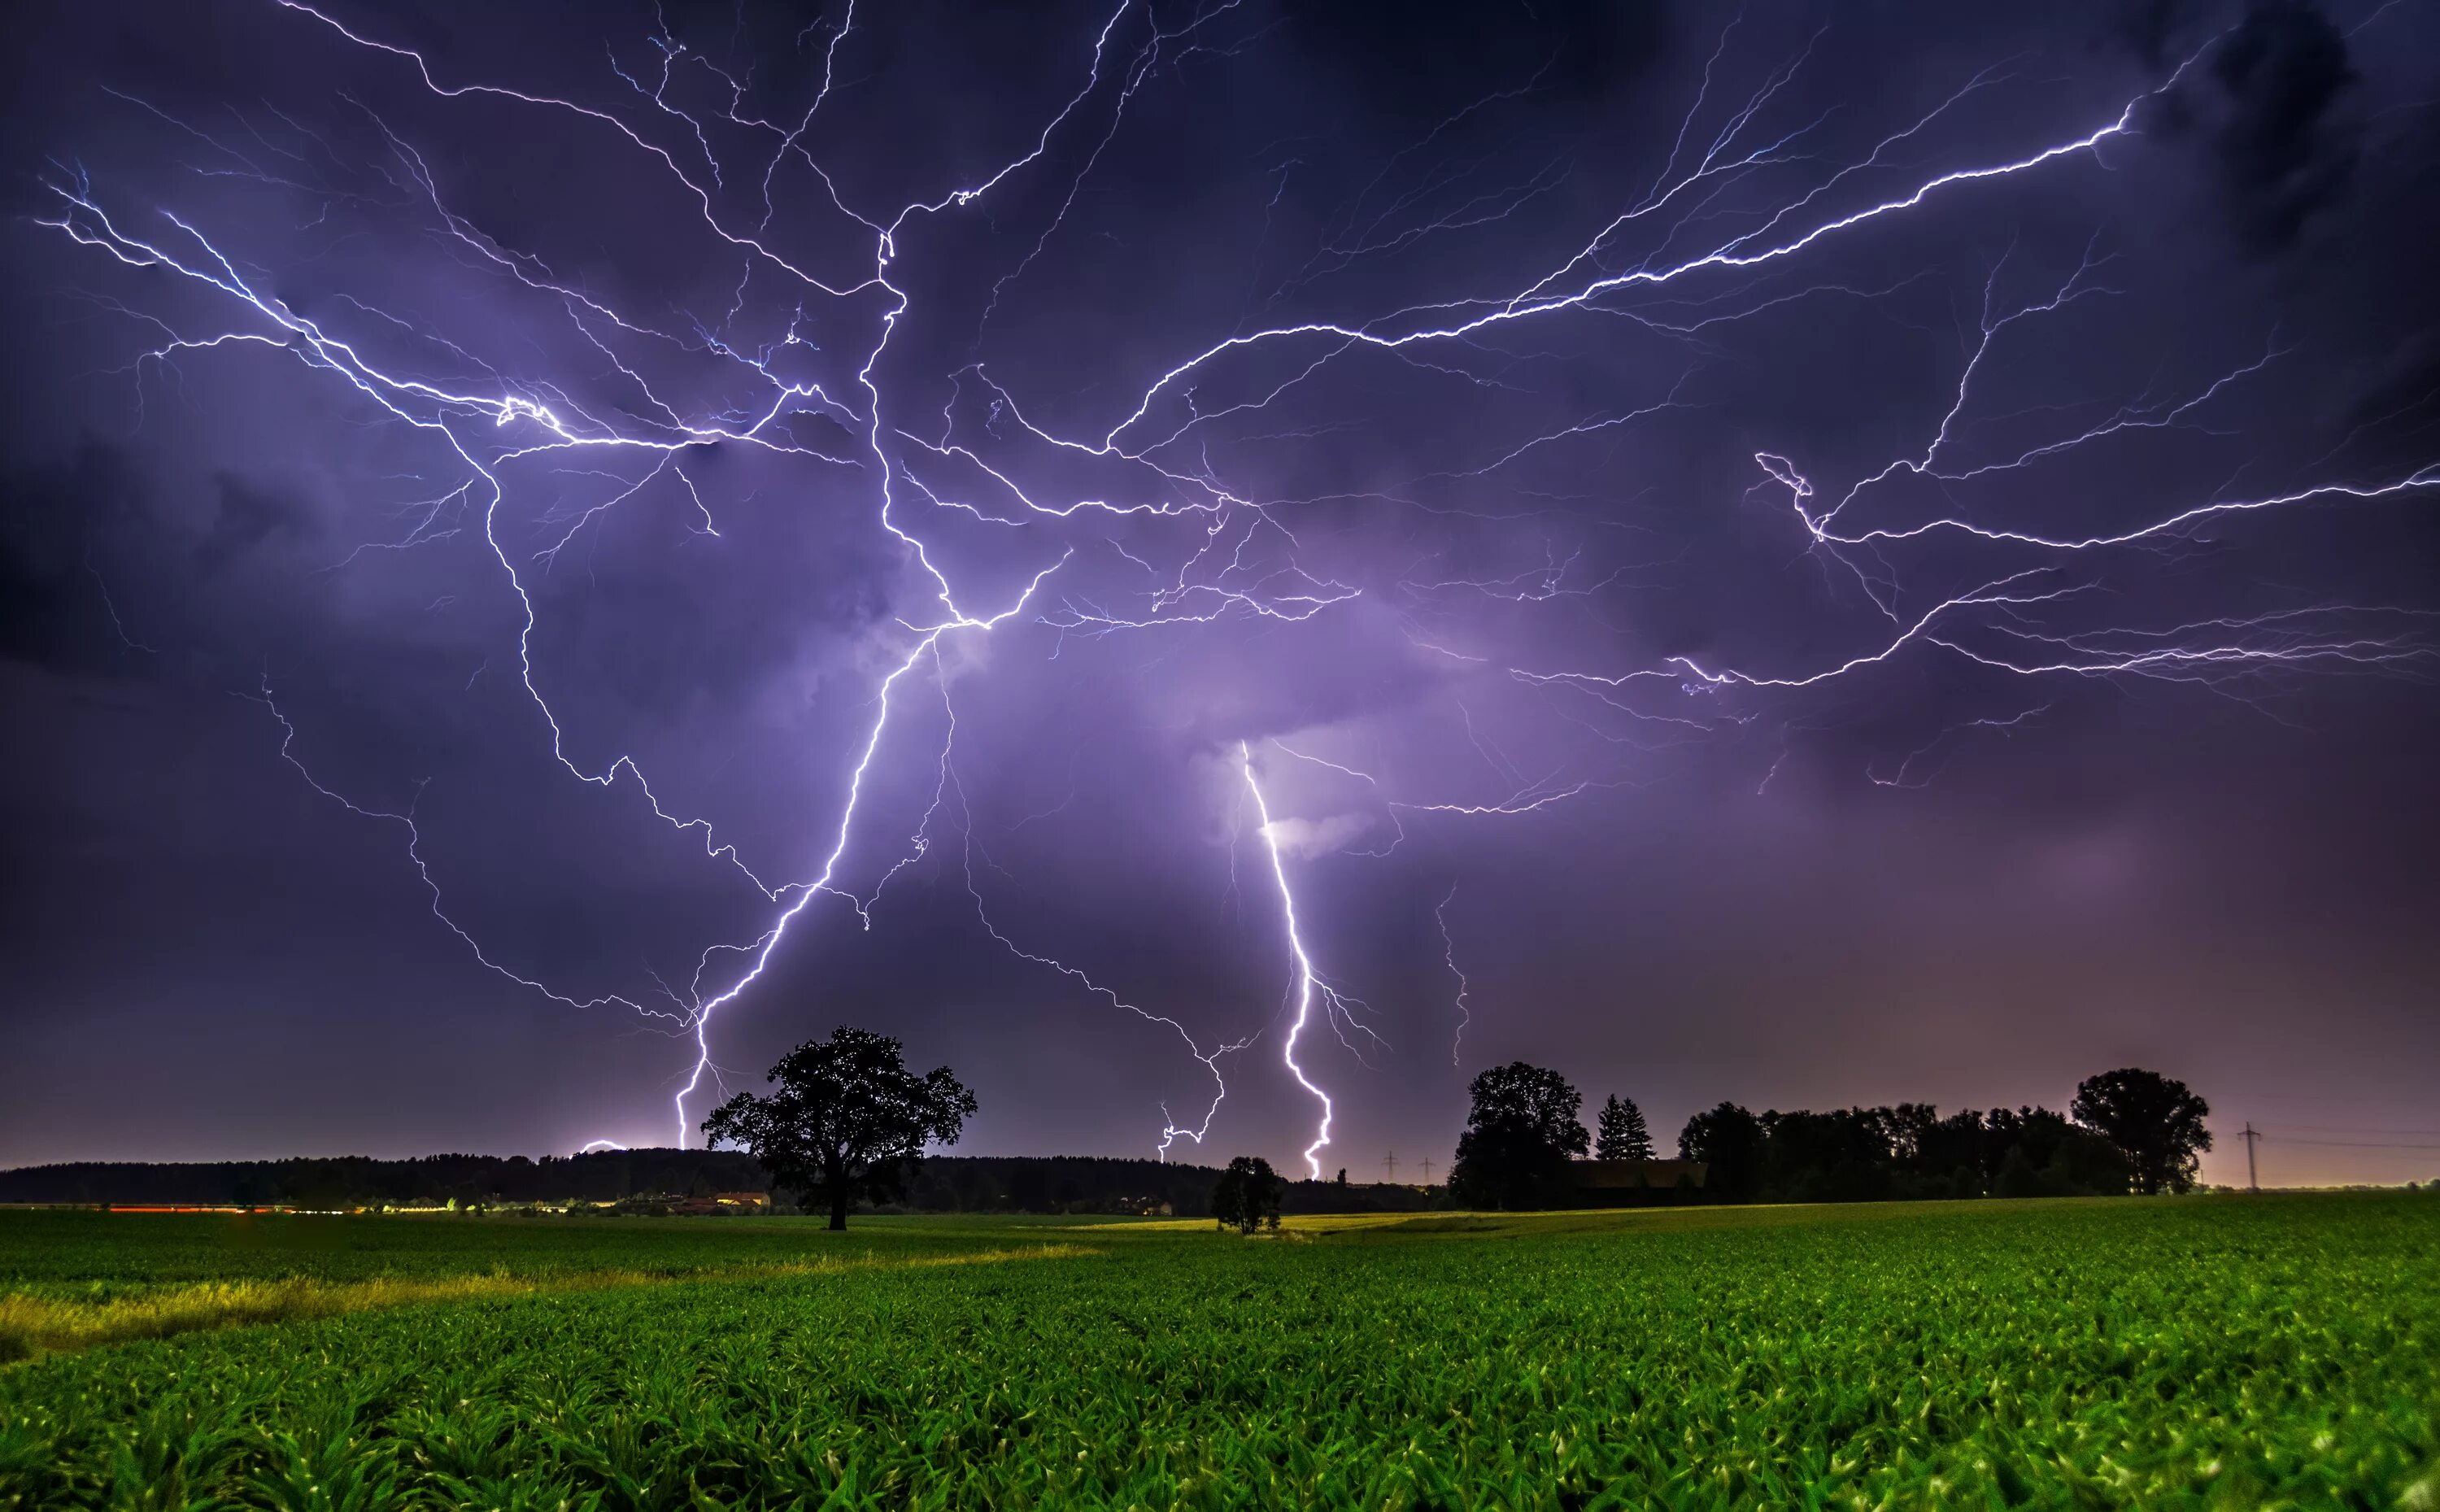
[2,1195,2433,1509]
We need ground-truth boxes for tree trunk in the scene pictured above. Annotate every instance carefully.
[825,1149,854,1230]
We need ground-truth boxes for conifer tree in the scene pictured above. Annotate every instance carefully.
[1596,1093,1655,1161]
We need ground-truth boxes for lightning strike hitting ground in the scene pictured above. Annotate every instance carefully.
[1242,744,1335,1179]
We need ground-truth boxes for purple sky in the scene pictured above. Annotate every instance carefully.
[3,0,2437,1187]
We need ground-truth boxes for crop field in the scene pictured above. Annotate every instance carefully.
[2,1194,2434,1510]
[0,1209,1075,1297]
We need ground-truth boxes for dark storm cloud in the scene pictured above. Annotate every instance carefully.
[2123,0,2199,71]
[0,445,149,673]
[1280,1,1675,113]
[2345,333,2440,460]
[2,0,2435,1183]
[195,472,317,573]
[2168,0,2362,251]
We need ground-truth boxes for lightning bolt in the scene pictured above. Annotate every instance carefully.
[1240,743,1336,1179]
[1436,883,1472,1068]
[35,1,2437,1170]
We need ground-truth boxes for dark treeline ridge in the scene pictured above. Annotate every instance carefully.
[0,1152,769,1209]
[900,1157,1438,1218]
[1677,1102,2134,1205]
[0,1153,1436,1218]
[1,1098,2158,1216]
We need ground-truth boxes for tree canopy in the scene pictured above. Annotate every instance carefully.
[1676,1102,1767,1201]
[701,1026,976,1228]
[1209,1156,1285,1234]
[1595,1094,1654,1161]
[1449,1061,1589,1210]
[1676,1100,2134,1204]
[2072,1068,2212,1194]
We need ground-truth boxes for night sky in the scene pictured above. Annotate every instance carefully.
[4,0,2437,1187]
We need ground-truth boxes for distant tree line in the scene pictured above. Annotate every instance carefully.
[895,1157,1440,1218]
[1449,1063,2216,1209]
[1680,1067,2216,1202]
[0,1151,1446,1218]
[7,1016,2217,1222]
[1677,1100,2136,1205]
[0,1151,771,1209]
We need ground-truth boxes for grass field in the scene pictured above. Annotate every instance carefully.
[2,1195,2433,1509]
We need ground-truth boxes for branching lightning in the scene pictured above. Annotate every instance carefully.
[35,0,2435,1166]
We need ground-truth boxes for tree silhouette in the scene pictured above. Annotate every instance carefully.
[1209,1156,1284,1234]
[701,1026,976,1229]
[1595,1094,1654,1161]
[1449,1061,1589,1209]
[1677,1102,1765,1202]
[2072,1068,2211,1195]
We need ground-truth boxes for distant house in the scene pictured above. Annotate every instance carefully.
[712,1192,770,1211]
[1566,1159,1707,1207]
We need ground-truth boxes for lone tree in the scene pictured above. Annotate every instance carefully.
[1210,1156,1284,1234]
[1595,1093,1655,1161]
[1449,1061,1590,1210]
[701,1026,976,1229]
[2072,1068,2211,1195]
